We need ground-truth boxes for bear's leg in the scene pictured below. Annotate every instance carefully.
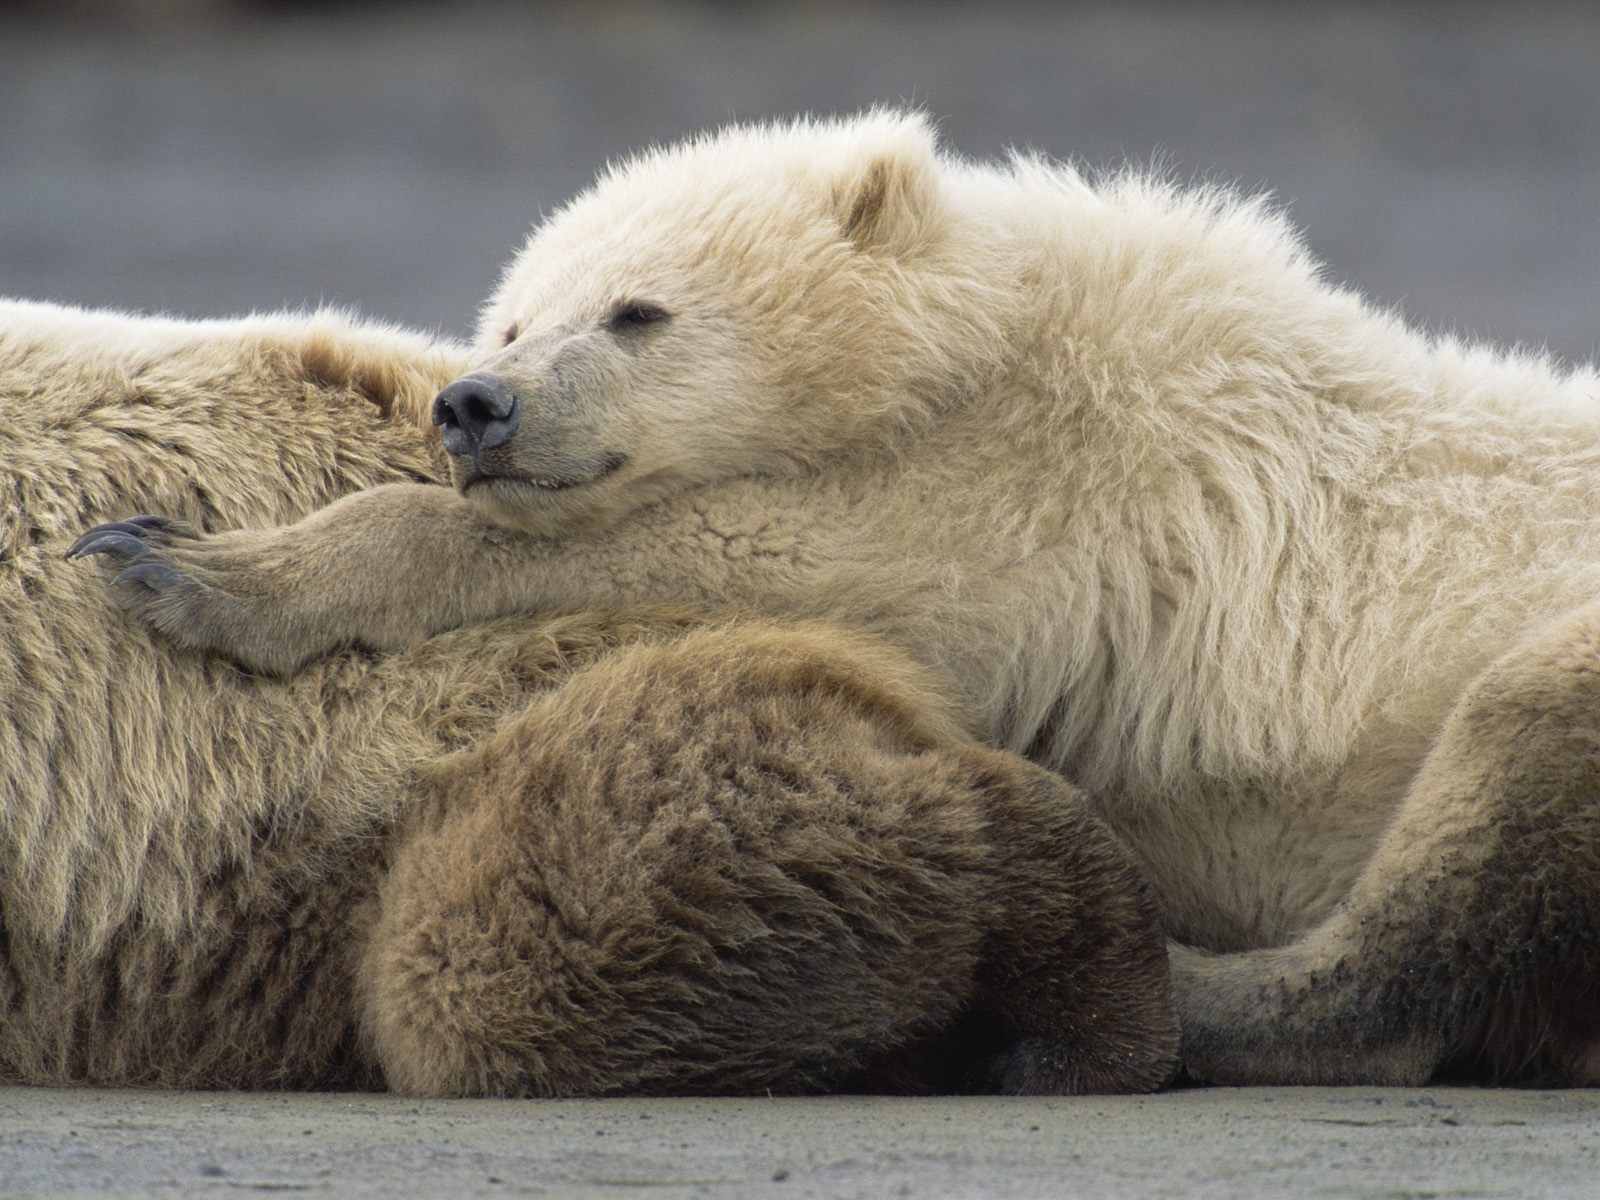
[358,622,1177,1097]
[1174,600,1600,1086]
[953,749,1180,1095]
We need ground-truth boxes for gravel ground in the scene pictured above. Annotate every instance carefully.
[4,1085,1599,1199]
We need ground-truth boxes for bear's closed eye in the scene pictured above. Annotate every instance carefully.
[605,302,672,331]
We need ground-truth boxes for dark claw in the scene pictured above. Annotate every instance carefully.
[112,562,188,588]
[67,526,124,558]
[66,531,153,562]
[64,521,156,557]
[66,515,188,560]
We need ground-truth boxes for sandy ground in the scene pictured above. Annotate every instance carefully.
[3,1085,1599,1199]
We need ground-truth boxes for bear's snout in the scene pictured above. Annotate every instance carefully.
[433,372,520,457]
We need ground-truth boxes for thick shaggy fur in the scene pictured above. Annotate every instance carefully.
[1,301,1177,1095]
[74,113,1600,1086]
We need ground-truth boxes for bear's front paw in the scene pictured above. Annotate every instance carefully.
[67,515,307,675]
[68,515,213,619]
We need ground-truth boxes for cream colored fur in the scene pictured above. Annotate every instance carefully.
[72,113,1600,1085]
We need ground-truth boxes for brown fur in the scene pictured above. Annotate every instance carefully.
[365,622,1175,1097]
[1,301,1177,1095]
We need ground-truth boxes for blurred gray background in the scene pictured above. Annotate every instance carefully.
[2,0,1597,361]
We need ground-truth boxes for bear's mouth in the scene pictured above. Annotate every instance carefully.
[457,451,629,496]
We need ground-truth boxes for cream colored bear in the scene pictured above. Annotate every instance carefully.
[75,112,1600,1086]
[7,300,1178,1095]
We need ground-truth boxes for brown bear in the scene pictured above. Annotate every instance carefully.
[0,299,1177,1095]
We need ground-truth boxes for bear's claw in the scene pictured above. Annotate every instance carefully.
[69,515,203,598]
[66,515,198,561]
[67,529,153,561]
[112,562,190,588]
[66,520,150,548]
[66,513,294,671]
[123,514,182,532]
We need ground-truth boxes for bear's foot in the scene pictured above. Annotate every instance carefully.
[973,1034,1174,1096]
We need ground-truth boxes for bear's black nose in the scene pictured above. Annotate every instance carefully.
[432,373,520,456]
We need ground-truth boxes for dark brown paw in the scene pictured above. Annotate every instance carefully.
[973,1034,1178,1096]
[971,1036,1089,1095]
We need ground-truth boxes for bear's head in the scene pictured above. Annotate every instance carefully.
[432,111,1007,534]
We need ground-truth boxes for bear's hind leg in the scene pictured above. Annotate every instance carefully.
[1175,601,1600,1086]
[955,749,1179,1095]
[359,622,1178,1097]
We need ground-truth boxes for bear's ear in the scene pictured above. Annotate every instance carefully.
[829,113,939,255]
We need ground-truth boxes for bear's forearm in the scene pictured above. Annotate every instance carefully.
[79,481,832,674]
